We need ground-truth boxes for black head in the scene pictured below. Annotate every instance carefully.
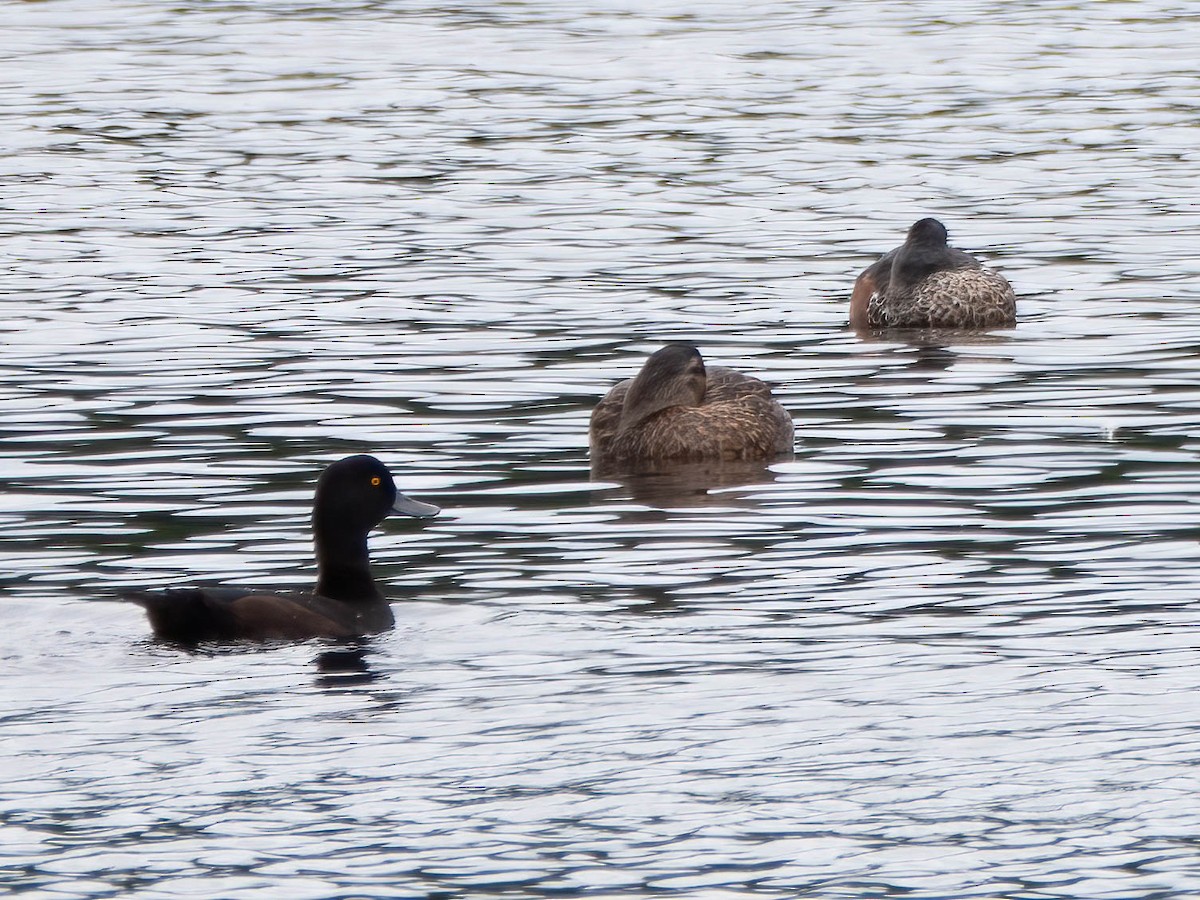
[906,218,950,248]
[621,343,707,430]
[313,455,437,537]
[310,455,436,603]
[890,218,963,291]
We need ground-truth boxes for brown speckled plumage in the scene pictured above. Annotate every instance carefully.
[589,344,794,467]
[850,218,1016,331]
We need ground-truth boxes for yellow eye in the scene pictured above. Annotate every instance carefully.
[370,477,381,486]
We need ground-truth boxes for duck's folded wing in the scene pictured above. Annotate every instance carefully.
[123,588,238,642]
[123,588,354,642]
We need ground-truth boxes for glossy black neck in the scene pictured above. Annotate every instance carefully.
[313,520,381,602]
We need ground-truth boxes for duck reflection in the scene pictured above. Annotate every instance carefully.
[854,327,1014,349]
[592,457,783,508]
[314,645,379,689]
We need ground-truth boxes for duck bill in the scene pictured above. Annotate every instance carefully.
[391,491,440,519]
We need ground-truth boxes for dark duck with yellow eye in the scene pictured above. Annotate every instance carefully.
[123,455,439,643]
[589,343,794,466]
[849,218,1016,331]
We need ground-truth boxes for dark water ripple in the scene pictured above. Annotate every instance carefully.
[4,0,1200,898]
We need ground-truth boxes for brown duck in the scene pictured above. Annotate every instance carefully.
[589,343,794,466]
[849,218,1016,331]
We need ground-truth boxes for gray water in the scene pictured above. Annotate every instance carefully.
[4,1,1200,897]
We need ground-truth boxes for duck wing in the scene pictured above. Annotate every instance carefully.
[123,588,390,643]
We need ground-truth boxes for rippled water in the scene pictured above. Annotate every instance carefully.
[4,1,1200,897]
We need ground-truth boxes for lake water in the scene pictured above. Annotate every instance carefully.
[4,1,1200,897]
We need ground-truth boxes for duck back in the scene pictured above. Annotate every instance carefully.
[127,587,395,643]
[867,266,1015,329]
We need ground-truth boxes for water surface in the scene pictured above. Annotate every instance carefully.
[3,1,1200,897]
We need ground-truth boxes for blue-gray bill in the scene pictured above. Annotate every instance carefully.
[392,492,439,518]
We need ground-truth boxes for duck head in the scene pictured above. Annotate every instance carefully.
[619,343,707,432]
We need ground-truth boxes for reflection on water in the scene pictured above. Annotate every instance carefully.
[593,457,784,507]
[314,646,380,688]
[4,0,1200,897]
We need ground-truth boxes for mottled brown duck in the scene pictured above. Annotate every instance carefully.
[849,218,1016,331]
[589,343,794,466]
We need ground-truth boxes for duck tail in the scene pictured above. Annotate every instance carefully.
[121,589,223,643]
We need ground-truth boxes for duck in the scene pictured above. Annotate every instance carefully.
[589,343,794,466]
[123,454,439,643]
[849,218,1016,330]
